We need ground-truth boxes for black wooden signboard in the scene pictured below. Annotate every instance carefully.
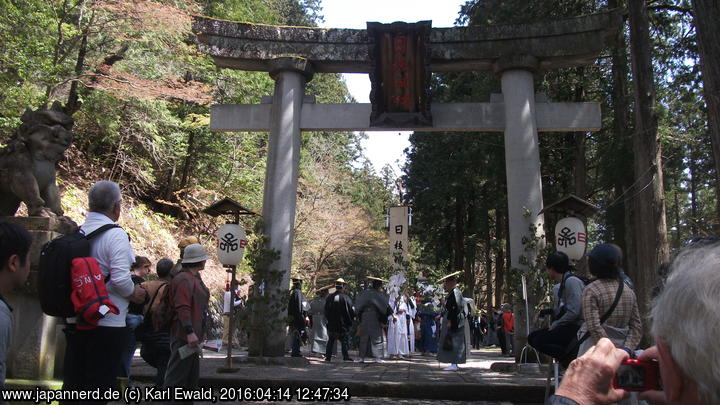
[368,21,432,128]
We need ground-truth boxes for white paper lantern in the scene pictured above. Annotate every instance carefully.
[555,217,587,261]
[216,224,247,266]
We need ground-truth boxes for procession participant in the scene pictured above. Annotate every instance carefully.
[387,294,409,359]
[494,307,505,353]
[470,311,483,350]
[354,276,392,363]
[288,278,307,358]
[479,312,489,346]
[417,297,438,355]
[308,285,330,356]
[221,283,243,348]
[407,293,417,353]
[324,278,355,362]
[437,271,470,371]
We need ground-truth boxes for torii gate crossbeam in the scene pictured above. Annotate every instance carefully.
[192,10,622,358]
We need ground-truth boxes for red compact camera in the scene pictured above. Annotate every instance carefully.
[612,359,661,391]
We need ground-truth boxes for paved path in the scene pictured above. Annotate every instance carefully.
[129,347,549,403]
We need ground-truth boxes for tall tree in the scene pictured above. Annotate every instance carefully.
[691,0,720,226]
[628,0,670,344]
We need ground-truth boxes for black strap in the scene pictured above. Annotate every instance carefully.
[574,279,625,348]
[83,224,123,283]
[84,223,121,240]
[558,273,581,301]
[144,282,168,317]
[600,279,624,324]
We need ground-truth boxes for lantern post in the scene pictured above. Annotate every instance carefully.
[203,197,258,372]
[540,195,599,266]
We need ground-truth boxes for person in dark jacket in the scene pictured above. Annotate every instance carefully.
[138,258,173,387]
[288,278,306,357]
[324,278,355,362]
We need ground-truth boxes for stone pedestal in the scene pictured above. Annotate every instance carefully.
[1,216,70,379]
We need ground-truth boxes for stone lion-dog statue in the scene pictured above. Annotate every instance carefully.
[0,102,74,218]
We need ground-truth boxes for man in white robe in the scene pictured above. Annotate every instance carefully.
[407,295,417,353]
[387,295,409,358]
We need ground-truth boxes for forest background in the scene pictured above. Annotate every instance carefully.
[1,0,718,344]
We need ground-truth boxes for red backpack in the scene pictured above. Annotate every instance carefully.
[70,257,119,330]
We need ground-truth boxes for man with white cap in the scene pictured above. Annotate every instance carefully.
[437,271,470,371]
[164,243,210,389]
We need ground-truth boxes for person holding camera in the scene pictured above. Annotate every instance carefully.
[546,242,719,405]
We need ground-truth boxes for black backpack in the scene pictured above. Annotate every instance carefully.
[38,224,120,317]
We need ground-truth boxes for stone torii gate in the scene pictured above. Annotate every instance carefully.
[193,10,621,357]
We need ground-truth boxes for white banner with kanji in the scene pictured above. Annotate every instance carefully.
[389,206,409,270]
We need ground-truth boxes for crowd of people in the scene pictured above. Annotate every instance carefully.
[0,179,718,405]
[0,181,215,404]
[286,271,516,370]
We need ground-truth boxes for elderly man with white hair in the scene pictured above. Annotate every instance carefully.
[62,180,146,403]
[546,241,720,405]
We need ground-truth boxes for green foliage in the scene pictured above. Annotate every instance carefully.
[0,0,393,308]
[405,0,717,313]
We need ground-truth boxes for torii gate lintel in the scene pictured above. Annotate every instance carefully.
[192,11,622,358]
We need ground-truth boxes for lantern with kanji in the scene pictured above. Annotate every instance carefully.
[554,217,587,261]
[540,195,599,262]
[216,224,247,266]
[202,197,257,371]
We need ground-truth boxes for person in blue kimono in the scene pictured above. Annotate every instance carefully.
[417,297,438,355]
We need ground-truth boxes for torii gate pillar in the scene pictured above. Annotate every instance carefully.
[496,55,546,353]
[251,57,313,357]
[497,55,546,273]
